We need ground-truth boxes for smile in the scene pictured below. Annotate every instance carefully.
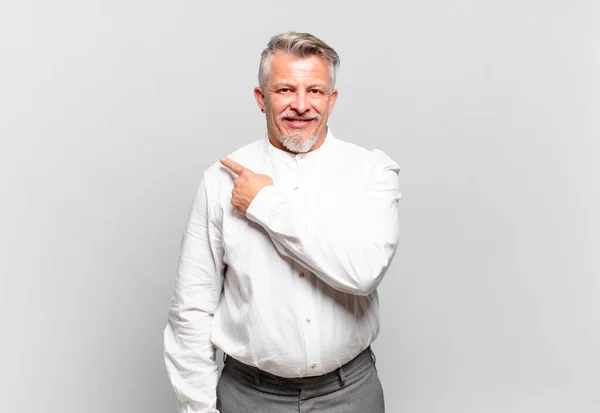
[284,118,315,128]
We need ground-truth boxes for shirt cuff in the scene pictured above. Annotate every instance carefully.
[246,185,287,226]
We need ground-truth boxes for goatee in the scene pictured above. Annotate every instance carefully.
[278,133,319,153]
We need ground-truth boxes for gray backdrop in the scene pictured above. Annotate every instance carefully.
[1,1,599,412]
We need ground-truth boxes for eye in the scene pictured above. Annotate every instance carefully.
[278,88,292,94]
[309,88,323,95]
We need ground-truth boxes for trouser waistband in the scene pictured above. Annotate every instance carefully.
[224,347,375,389]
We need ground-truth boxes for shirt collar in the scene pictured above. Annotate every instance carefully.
[264,128,336,164]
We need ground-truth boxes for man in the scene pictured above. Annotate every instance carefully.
[164,32,400,413]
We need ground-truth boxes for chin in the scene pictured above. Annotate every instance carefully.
[279,133,318,153]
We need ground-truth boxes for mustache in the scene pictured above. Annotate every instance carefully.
[279,111,322,121]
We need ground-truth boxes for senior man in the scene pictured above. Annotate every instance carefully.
[164,31,400,413]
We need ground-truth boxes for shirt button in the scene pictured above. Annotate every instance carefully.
[306,317,311,323]
[293,186,299,191]
[311,362,317,368]
[299,272,305,278]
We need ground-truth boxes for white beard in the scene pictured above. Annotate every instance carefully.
[278,132,319,153]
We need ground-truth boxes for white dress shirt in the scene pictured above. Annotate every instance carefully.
[164,129,401,413]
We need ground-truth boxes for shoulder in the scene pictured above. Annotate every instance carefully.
[329,135,399,173]
[190,138,265,220]
[203,138,265,182]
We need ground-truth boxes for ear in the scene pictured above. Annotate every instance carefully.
[254,87,266,112]
[328,89,339,115]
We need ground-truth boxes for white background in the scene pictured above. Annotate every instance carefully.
[1,1,599,412]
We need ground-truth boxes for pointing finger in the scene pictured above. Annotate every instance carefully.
[220,157,246,175]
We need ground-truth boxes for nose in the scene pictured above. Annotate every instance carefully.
[290,90,308,114]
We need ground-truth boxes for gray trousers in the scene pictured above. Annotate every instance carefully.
[216,348,385,413]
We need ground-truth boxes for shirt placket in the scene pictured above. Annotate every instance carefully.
[289,154,321,374]
[294,261,320,375]
[289,154,303,192]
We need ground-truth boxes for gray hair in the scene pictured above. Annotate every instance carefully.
[258,32,340,90]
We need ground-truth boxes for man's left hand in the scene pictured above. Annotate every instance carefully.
[220,157,274,215]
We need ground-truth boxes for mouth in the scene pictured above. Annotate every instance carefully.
[283,117,315,129]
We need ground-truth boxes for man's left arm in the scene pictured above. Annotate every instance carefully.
[223,151,400,296]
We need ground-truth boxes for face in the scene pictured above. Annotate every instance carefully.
[254,52,338,154]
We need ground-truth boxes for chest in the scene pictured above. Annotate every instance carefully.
[217,160,368,263]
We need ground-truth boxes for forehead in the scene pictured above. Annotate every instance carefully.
[267,52,331,85]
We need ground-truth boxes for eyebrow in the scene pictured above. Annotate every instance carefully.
[271,81,328,89]
[271,82,294,89]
